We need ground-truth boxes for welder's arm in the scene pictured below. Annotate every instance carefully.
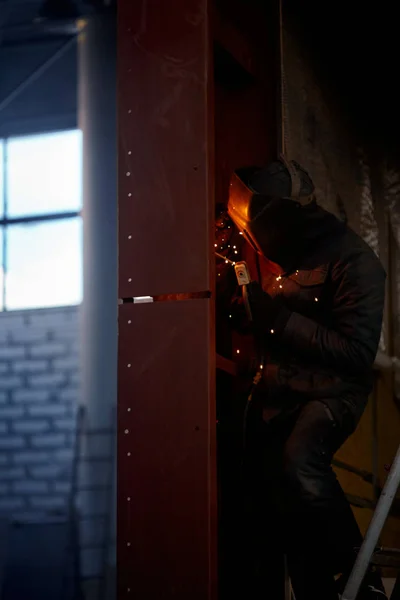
[276,254,386,374]
[263,362,344,399]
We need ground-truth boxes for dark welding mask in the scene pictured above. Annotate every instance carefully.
[227,156,315,265]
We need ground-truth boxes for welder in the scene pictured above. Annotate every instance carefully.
[226,158,387,599]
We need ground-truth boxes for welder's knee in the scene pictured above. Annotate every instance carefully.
[282,442,330,503]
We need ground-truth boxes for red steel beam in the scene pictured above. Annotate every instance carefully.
[117,1,216,599]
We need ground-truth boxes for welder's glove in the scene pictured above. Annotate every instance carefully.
[247,281,291,336]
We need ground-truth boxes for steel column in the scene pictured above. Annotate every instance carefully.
[117,2,216,599]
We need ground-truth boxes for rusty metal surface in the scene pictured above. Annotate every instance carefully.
[118,0,213,298]
[117,300,216,600]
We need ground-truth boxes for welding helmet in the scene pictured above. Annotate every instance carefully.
[227,156,315,265]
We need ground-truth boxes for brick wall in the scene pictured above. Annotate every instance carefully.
[0,306,80,522]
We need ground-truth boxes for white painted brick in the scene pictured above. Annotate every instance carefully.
[28,404,67,418]
[13,451,50,465]
[0,436,26,450]
[0,313,25,328]
[13,360,48,373]
[54,448,74,462]
[0,346,25,360]
[0,454,9,466]
[70,373,81,386]
[0,363,10,375]
[30,496,67,510]
[13,389,50,403]
[28,310,73,328]
[70,342,80,355]
[0,422,9,434]
[58,388,79,402]
[0,375,24,389]
[53,481,71,494]
[0,483,9,495]
[54,418,76,431]
[13,480,49,494]
[30,464,68,479]
[28,373,65,388]
[13,420,50,434]
[0,467,26,480]
[31,433,66,448]
[11,328,47,344]
[53,356,80,371]
[56,326,80,342]
[0,405,24,419]
[30,343,66,358]
[0,497,25,511]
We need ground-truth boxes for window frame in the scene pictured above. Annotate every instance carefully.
[0,131,82,312]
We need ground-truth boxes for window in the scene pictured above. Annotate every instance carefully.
[0,130,83,311]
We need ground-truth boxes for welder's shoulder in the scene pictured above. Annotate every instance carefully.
[333,226,386,282]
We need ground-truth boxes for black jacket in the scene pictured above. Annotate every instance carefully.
[221,206,386,429]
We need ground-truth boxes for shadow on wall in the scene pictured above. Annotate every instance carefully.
[0,306,116,599]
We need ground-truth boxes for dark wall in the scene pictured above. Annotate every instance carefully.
[0,38,77,138]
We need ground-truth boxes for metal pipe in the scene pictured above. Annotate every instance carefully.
[342,443,400,600]
[372,379,380,503]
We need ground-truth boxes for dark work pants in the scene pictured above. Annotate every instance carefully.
[241,399,365,600]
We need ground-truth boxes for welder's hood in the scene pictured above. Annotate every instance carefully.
[228,157,316,266]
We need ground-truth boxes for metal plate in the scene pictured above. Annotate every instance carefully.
[117,300,216,600]
[118,0,213,298]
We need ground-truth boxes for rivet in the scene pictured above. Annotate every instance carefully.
[127,452,131,456]
[128,109,132,113]
[270,329,275,334]
[127,588,131,593]
[279,285,283,289]
[126,172,131,177]
[127,407,131,412]
[229,314,232,318]
[128,278,132,282]
[127,542,131,547]
[128,320,131,324]
[124,429,129,434]
[128,193,132,197]
[236,349,240,354]
[128,150,132,155]
[276,276,282,281]
[315,297,319,302]
[128,235,132,239]
[127,497,131,501]
[127,363,131,368]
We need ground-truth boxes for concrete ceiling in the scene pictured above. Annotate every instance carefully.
[0,0,107,46]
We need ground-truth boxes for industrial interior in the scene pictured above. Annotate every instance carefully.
[1,1,400,599]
